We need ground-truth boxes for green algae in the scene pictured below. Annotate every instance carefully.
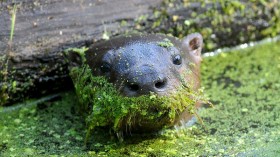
[198,40,280,156]
[1,41,280,156]
[70,64,205,141]
[0,93,87,156]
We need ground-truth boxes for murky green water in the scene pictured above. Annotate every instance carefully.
[1,40,280,156]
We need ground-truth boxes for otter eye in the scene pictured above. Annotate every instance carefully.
[173,55,182,65]
[100,62,111,73]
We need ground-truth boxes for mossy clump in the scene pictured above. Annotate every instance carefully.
[70,65,208,141]
[157,38,174,48]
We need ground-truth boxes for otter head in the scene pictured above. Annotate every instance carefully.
[87,33,203,97]
[84,33,203,133]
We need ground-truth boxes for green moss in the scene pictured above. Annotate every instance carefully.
[157,38,175,48]
[70,65,206,141]
[64,46,89,63]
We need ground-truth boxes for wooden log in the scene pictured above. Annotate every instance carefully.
[0,0,162,105]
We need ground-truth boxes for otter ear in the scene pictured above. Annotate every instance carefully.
[182,33,203,63]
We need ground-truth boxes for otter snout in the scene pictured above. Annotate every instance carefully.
[122,66,168,96]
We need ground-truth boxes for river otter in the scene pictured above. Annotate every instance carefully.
[84,33,203,133]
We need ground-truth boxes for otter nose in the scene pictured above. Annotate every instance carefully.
[124,75,168,96]
[126,78,167,94]
[154,77,167,89]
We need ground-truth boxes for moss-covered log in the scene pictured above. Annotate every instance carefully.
[141,0,280,50]
[1,0,280,105]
